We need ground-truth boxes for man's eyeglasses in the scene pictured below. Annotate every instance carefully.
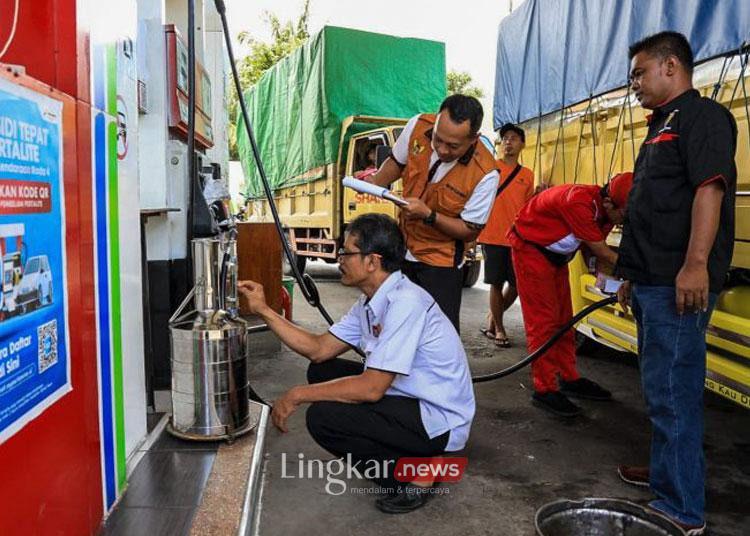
[337,248,381,259]
[337,248,367,259]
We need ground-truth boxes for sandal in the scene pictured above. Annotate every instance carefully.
[494,337,512,348]
[479,327,496,340]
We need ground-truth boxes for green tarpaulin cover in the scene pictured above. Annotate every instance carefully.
[237,26,446,198]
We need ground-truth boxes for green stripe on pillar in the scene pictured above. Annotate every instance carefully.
[107,45,117,117]
[106,43,126,491]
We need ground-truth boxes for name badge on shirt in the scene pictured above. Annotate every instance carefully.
[411,139,425,155]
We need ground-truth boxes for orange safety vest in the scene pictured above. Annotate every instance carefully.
[400,114,497,267]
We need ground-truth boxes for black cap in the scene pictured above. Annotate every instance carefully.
[499,123,525,143]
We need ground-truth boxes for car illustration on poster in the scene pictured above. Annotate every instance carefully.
[15,255,53,312]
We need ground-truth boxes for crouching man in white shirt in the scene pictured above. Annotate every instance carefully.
[238,214,475,514]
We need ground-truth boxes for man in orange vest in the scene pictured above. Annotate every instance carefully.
[477,123,535,347]
[508,172,633,417]
[366,95,499,332]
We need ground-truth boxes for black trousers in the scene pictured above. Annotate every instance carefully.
[401,260,463,333]
[305,359,449,490]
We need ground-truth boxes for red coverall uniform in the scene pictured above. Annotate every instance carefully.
[507,184,613,394]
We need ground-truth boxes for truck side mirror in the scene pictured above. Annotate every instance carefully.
[375,145,392,170]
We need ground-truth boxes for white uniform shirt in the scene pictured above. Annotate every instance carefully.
[328,271,476,451]
[392,115,499,262]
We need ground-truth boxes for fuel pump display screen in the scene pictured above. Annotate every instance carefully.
[0,77,70,445]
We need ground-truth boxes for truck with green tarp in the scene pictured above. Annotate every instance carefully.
[236,26,481,284]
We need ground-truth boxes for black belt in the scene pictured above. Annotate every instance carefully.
[511,226,574,267]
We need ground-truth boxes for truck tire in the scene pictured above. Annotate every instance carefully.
[462,261,481,287]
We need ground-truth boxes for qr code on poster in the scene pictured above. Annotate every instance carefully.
[38,319,58,373]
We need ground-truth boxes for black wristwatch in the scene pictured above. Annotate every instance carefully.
[423,209,437,226]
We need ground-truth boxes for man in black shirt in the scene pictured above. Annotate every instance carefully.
[615,32,737,536]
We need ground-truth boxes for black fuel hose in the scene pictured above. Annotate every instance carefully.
[214,0,335,324]
[472,295,617,383]
[213,0,367,371]
[216,226,237,312]
[185,0,196,290]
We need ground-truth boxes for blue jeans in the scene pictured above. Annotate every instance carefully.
[631,285,717,526]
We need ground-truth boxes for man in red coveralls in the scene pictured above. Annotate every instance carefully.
[508,172,633,417]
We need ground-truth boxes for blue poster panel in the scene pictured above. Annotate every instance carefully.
[0,77,70,444]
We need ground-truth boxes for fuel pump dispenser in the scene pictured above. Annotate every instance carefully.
[162,0,264,441]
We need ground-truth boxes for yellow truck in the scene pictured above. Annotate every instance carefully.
[493,0,750,410]
[512,56,750,410]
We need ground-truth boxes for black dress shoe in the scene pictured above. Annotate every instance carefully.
[375,484,436,514]
[559,377,612,400]
[532,391,582,417]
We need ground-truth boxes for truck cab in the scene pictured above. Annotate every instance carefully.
[277,116,406,273]
[342,124,405,225]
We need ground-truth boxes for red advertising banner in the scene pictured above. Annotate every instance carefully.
[0,179,52,214]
